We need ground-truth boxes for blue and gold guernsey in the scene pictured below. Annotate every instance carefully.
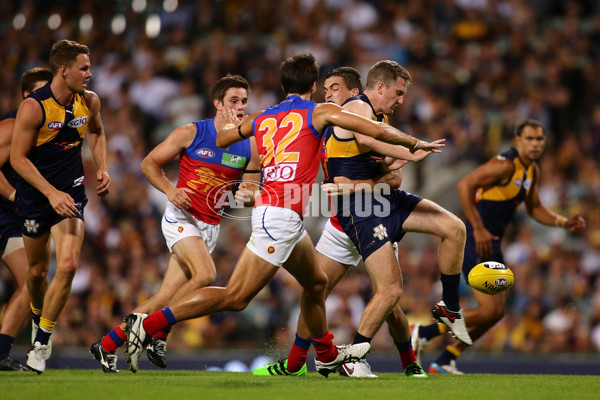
[463,147,535,274]
[325,93,386,181]
[324,93,421,261]
[474,147,534,237]
[16,83,90,236]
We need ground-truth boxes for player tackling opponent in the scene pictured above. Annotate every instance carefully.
[121,54,444,375]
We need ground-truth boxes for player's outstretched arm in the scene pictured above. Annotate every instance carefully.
[525,164,586,233]
[314,103,442,152]
[216,109,261,149]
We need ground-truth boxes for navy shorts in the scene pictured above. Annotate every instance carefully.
[462,222,504,280]
[337,189,421,261]
[0,203,21,252]
[16,190,87,237]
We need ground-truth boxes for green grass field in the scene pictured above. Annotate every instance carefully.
[1,370,599,400]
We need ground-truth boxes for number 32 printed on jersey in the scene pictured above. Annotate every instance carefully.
[258,112,302,182]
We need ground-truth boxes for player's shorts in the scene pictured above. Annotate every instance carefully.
[161,201,219,253]
[0,203,22,252]
[246,205,306,267]
[16,189,87,237]
[315,218,361,267]
[337,189,421,261]
[462,222,504,279]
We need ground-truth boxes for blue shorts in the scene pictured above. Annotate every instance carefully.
[337,189,421,261]
[462,222,504,279]
[0,203,21,252]
[16,189,87,237]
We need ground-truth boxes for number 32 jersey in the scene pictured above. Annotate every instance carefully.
[252,95,323,216]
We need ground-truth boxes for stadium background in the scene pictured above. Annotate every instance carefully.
[1,0,599,372]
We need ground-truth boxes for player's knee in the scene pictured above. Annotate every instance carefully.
[28,266,48,281]
[190,273,216,290]
[55,258,79,282]
[226,292,251,311]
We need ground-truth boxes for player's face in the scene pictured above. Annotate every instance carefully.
[516,125,546,161]
[323,76,354,106]
[222,87,249,120]
[64,53,91,95]
[379,77,407,115]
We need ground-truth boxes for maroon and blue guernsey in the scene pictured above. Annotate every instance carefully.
[177,118,251,224]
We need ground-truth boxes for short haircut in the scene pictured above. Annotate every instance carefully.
[280,53,319,95]
[515,119,546,136]
[324,66,362,92]
[365,60,412,90]
[211,74,251,103]
[21,67,52,94]
[49,40,90,76]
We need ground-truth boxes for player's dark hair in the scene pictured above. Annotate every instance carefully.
[211,74,251,103]
[365,60,412,90]
[515,119,545,137]
[21,67,52,95]
[49,40,90,76]
[280,54,319,95]
[324,66,363,92]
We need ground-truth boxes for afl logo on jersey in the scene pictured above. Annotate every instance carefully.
[47,121,64,130]
[197,148,215,158]
[67,116,88,128]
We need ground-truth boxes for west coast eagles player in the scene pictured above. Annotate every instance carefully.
[10,40,111,373]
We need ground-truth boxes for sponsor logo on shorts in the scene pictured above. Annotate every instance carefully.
[73,176,84,187]
[67,116,88,128]
[178,226,184,233]
[373,224,388,240]
[268,246,275,254]
[47,121,64,130]
[24,219,39,234]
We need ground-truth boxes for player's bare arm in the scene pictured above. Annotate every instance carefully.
[141,123,196,210]
[0,118,16,201]
[456,156,515,258]
[525,163,586,232]
[10,98,78,217]
[84,91,111,198]
[314,103,442,152]
[216,109,262,149]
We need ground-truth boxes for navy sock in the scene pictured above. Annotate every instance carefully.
[440,273,461,311]
[435,348,458,366]
[294,334,311,350]
[419,323,441,341]
[0,334,14,359]
[353,332,372,344]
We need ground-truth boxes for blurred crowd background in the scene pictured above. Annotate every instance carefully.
[1,0,600,361]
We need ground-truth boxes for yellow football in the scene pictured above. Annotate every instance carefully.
[468,261,514,295]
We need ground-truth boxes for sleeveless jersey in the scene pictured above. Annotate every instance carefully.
[17,83,89,202]
[252,95,323,216]
[325,93,387,219]
[177,118,251,224]
[325,93,387,182]
[474,147,535,237]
